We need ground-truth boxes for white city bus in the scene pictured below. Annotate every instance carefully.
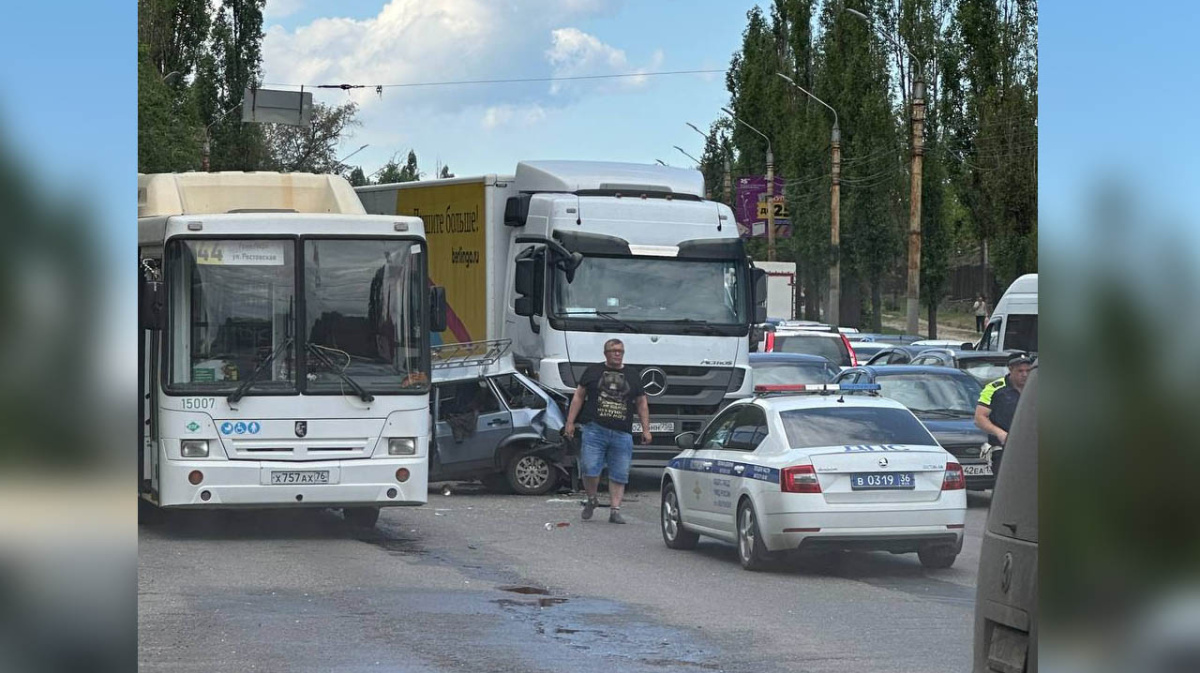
[138,173,446,528]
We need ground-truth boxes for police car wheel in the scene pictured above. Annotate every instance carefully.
[918,544,958,569]
[737,500,778,571]
[343,507,381,529]
[660,482,699,550]
[507,453,559,496]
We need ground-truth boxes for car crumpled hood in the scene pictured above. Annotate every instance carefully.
[918,417,986,447]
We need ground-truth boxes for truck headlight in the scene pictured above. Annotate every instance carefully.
[181,440,209,458]
[388,437,417,456]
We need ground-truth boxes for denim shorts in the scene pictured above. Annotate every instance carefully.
[580,422,633,484]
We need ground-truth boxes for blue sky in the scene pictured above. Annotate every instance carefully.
[2,1,1198,288]
[258,0,766,178]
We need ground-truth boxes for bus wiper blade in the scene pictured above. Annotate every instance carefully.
[227,337,294,404]
[306,342,375,402]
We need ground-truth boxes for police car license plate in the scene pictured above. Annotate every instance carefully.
[270,470,329,485]
[850,472,915,490]
[962,464,993,476]
[632,422,675,433]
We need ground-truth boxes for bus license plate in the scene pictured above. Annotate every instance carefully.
[270,470,330,485]
[850,472,915,490]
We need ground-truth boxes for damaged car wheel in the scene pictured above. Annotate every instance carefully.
[506,453,559,495]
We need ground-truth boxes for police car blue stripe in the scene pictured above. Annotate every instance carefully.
[668,457,779,484]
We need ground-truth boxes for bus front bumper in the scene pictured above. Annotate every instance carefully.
[155,458,428,508]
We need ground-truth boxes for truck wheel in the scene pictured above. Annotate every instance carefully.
[661,482,699,550]
[918,544,958,569]
[506,453,559,495]
[343,507,381,529]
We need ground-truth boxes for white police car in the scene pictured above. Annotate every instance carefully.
[660,384,967,571]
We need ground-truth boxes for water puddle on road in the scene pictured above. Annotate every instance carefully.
[493,586,569,608]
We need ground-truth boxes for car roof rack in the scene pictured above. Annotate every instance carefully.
[431,339,512,370]
[753,383,880,397]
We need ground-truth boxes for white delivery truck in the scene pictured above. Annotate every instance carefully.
[753,261,797,320]
[357,161,767,466]
[138,172,446,527]
[979,273,1038,354]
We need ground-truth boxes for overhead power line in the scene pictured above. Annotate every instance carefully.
[263,69,728,91]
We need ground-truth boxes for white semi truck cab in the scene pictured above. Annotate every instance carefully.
[138,172,447,526]
[503,162,767,466]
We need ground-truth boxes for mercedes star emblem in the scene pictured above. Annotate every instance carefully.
[295,421,308,438]
[878,457,889,468]
[641,367,668,397]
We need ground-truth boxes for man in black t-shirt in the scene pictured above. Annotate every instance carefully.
[974,354,1033,477]
[564,338,651,524]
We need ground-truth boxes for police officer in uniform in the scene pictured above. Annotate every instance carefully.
[974,353,1033,477]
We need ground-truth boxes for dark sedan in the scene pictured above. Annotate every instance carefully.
[862,344,932,366]
[833,365,994,490]
[910,348,1026,384]
[749,352,839,386]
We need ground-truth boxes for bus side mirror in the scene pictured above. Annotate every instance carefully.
[140,279,165,331]
[752,268,767,323]
[430,286,448,333]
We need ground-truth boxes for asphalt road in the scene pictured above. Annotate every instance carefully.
[139,469,990,672]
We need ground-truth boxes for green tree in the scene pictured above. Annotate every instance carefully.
[205,0,269,171]
[262,101,360,173]
[375,159,403,185]
[138,44,204,172]
[439,165,454,179]
[346,166,368,187]
[399,149,421,182]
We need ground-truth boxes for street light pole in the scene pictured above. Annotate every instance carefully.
[202,100,244,172]
[721,108,775,261]
[673,146,710,199]
[846,7,925,336]
[687,122,733,206]
[777,73,842,327]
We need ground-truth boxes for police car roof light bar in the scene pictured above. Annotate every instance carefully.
[753,383,881,396]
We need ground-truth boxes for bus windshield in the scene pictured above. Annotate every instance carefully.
[165,238,429,395]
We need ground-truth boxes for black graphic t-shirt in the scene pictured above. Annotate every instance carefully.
[579,364,646,434]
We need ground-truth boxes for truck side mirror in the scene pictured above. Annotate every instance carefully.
[139,279,165,331]
[513,250,545,317]
[752,268,767,323]
[504,194,531,227]
[430,286,448,333]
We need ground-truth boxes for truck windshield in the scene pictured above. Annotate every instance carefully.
[551,256,746,325]
[166,239,297,393]
[165,238,430,395]
[304,239,430,393]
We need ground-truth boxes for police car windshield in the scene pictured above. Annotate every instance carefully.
[779,407,937,449]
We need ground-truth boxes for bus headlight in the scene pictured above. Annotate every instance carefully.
[181,440,209,458]
[388,438,417,456]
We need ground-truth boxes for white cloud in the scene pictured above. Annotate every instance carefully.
[260,0,663,171]
[263,0,305,21]
[481,104,547,130]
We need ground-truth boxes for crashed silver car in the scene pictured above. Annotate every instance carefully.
[431,342,569,495]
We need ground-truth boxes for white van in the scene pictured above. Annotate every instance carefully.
[979,273,1037,353]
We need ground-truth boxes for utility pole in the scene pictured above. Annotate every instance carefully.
[907,74,925,337]
[846,7,924,336]
[777,74,841,326]
[722,108,774,260]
